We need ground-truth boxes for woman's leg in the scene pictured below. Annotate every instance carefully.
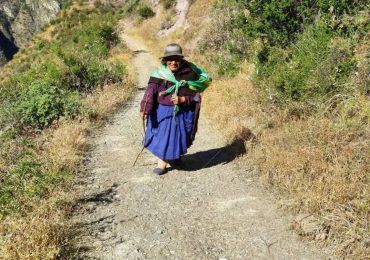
[153,157,168,175]
[157,158,168,169]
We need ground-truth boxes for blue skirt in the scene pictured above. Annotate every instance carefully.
[144,104,195,160]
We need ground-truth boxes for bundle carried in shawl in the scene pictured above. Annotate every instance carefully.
[150,62,212,114]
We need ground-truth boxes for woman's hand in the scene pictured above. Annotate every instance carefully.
[171,96,186,105]
[140,111,148,120]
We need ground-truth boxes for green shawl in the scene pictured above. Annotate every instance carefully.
[150,62,212,114]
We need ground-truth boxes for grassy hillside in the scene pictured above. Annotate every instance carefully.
[0,1,134,258]
[200,1,370,257]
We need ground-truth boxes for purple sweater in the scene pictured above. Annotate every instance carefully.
[140,61,200,114]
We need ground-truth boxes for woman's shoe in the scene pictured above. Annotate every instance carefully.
[153,167,167,175]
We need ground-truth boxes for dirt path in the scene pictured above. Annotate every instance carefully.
[158,0,190,36]
[73,35,327,259]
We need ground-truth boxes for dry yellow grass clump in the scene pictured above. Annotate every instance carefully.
[1,195,73,259]
[251,115,369,255]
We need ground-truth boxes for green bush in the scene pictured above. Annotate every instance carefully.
[59,50,109,91]
[0,4,130,254]
[108,61,127,84]
[54,10,122,91]
[67,16,119,51]
[256,21,359,106]
[0,6,127,129]
[13,79,83,128]
[138,5,155,19]
[214,53,241,77]
[0,159,42,217]
[203,0,369,110]
[258,22,333,102]
[216,0,369,47]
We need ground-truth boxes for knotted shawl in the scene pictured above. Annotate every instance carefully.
[150,62,212,114]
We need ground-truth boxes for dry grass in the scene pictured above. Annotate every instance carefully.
[251,115,369,257]
[45,119,89,173]
[1,195,74,259]
[86,82,134,117]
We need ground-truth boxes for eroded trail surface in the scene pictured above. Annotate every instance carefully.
[74,36,326,259]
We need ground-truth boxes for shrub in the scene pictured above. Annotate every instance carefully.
[0,1,131,258]
[0,7,127,129]
[214,53,241,77]
[123,0,140,13]
[59,50,109,92]
[258,22,333,103]
[203,0,369,110]
[12,79,83,128]
[108,61,127,84]
[0,159,43,217]
[138,5,155,19]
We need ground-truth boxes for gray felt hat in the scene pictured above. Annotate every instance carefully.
[161,43,184,58]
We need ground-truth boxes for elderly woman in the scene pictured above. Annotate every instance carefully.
[140,43,211,175]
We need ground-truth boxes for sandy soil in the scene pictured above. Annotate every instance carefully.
[72,34,329,259]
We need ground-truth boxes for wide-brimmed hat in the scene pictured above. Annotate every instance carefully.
[161,43,184,58]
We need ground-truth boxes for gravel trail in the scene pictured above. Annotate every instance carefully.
[73,35,327,260]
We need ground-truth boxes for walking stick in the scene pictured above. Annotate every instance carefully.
[132,117,146,167]
[132,93,149,167]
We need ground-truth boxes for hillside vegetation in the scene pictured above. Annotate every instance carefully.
[0,0,65,66]
[0,1,134,258]
[199,0,369,257]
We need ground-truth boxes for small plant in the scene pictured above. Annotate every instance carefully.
[13,79,83,128]
[138,5,155,19]
[160,0,175,9]
[108,61,127,84]
[94,0,102,8]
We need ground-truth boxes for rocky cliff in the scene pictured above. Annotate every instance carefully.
[0,0,63,67]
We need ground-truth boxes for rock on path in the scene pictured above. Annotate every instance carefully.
[73,35,327,259]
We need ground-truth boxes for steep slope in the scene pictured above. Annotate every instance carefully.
[0,0,63,66]
[0,1,135,258]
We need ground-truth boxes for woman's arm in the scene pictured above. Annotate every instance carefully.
[140,82,158,119]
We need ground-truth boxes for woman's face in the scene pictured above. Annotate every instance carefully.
[165,56,182,72]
